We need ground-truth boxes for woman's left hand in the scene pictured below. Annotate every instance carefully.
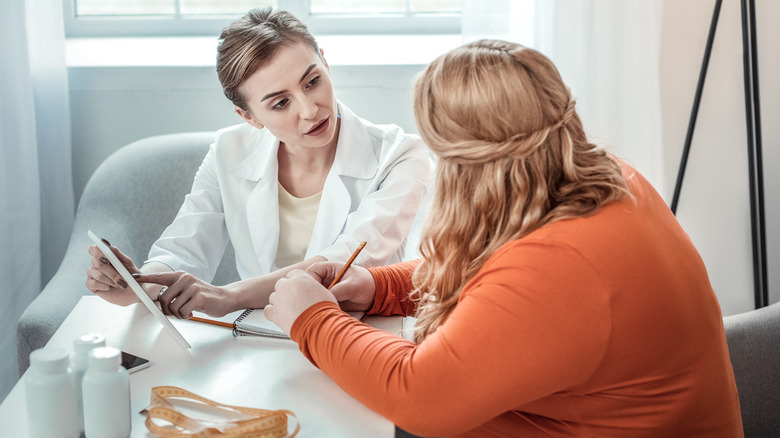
[132,271,235,319]
[265,269,337,336]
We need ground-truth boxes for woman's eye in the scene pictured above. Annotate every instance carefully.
[272,98,289,111]
[307,76,320,88]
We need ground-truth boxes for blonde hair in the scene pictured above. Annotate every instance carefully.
[217,8,319,111]
[411,39,629,343]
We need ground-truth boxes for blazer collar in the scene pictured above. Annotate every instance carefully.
[230,102,378,183]
[230,128,279,182]
[332,103,379,180]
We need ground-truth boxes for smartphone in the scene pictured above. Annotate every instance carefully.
[121,351,150,374]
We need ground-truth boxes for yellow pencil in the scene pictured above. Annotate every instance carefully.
[188,316,234,329]
[327,241,367,290]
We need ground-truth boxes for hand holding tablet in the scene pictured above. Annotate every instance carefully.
[88,230,191,349]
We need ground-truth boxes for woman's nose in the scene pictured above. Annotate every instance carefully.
[299,96,318,120]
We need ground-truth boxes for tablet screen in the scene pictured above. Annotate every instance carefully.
[88,230,191,349]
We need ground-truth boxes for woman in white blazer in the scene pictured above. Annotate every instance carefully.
[86,8,430,319]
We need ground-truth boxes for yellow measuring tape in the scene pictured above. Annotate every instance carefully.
[142,386,299,437]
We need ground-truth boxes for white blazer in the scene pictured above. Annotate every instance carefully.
[146,103,431,281]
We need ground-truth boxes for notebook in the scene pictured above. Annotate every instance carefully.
[232,309,365,339]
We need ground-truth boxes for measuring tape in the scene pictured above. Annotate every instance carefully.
[142,386,299,437]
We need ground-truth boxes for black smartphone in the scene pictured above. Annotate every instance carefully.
[121,351,150,374]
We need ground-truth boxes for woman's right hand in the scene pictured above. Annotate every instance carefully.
[86,241,142,306]
[305,262,376,312]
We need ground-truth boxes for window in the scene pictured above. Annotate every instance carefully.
[64,0,461,37]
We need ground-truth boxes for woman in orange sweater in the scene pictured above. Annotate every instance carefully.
[265,40,744,437]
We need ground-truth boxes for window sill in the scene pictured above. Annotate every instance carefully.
[65,34,463,68]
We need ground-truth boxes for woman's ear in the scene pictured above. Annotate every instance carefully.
[235,106,264,130]
[320,48,330,72]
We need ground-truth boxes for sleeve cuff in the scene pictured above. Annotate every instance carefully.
[290,301,342,343]
[367,267,388,314]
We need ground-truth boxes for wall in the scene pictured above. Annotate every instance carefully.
[66,34,463,203]
[660,0,779,315]
[68,63,426,205]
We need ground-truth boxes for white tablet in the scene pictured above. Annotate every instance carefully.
[88,230,191,349]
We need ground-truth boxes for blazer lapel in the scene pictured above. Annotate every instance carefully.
[306,104,379,258]
[232,132,281,273]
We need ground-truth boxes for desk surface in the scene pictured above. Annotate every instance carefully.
[0,296,394,437]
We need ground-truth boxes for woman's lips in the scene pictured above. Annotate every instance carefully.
[305,117,329,136]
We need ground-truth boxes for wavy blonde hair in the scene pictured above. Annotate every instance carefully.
[411,39,629,343]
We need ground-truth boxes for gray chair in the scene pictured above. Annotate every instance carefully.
[723,301,780,438]
[17,132,238,374]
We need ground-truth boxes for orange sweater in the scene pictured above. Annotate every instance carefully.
[291,165,744,437]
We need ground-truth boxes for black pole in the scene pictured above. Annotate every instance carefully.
[740,0,768,308]
[671,0,767,309]
[749,0,768,308]
[670,0,723,214]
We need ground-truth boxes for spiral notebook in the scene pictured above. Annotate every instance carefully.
[233,309,365,339]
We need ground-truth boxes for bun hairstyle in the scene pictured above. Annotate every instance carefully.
[217,7,319,111]
[411,39,629,343]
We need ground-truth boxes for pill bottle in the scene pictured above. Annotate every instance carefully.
[25,347,80,438]
[71,333,106,432]
[82,346,131,438]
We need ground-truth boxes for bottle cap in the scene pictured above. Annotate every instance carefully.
[74,333,106,356]
[88,346,122,371]
[29,348,70,373]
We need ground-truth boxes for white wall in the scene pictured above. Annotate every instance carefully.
[68,1,779,317]
[660,0,779,315]
[68,63,426,205]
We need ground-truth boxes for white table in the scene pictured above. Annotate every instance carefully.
[0,296,395,437]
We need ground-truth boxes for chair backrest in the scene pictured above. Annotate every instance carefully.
[79,132,239,285]
[17,132,242,375]
[723,302,780,437]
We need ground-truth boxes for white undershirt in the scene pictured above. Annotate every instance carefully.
[275,182,322,268]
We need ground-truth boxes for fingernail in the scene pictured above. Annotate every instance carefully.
[118,279,128,288]
[101,238,111,246]
[131,273,141,278]
[100,257,109,265]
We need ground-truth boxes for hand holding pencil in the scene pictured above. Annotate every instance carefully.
[308,242,376,313]
[327,241,367,290]
[264,242,372,335]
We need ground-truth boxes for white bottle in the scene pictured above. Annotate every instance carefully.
[25,347,80,438]
[71,333,106,433]
[82,346,131,438]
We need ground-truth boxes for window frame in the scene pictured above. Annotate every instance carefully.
[63,0,461,37]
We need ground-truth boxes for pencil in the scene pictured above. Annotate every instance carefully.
[188,316,235,329]
[327,241,367,290]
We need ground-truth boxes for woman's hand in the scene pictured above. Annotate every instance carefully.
[132,271,235,319]
[86,241,141,306]
[265,263,377,336]
[265,269,338,335]
[306,262,376,312]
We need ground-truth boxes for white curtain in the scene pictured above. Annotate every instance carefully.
[0,0,73,399]
[462,0,665,194]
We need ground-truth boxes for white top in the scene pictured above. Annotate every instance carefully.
[145,102,431,281]
[275,183,322,268]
